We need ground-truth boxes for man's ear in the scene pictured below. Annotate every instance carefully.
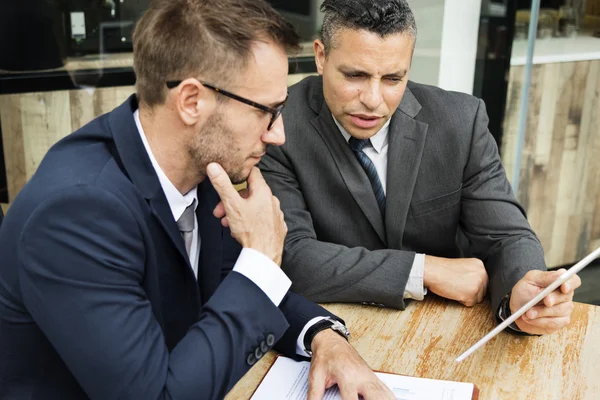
[314,39,326,75]
[174,78,213,126]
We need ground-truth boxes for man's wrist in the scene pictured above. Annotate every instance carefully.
[303,318,350,356]
[497,292,525,333]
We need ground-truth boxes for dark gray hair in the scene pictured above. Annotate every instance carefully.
[319,0,417,54]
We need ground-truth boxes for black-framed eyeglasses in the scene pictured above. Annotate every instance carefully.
[166,80,287,130]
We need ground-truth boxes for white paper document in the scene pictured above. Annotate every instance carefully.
[251,356,475,400]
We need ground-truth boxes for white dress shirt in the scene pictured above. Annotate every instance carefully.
[134,110,320,356]
[333,116,427,301]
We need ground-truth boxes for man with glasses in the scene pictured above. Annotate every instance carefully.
[0,0,393,399]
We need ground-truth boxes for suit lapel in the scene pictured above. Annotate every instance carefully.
[196,180,223,303]
[108,95,200,300]
[385,87,429,248]
[310,102,386,244]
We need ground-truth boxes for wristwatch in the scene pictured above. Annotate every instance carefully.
[303,318,350,356]
[497,292,523,333]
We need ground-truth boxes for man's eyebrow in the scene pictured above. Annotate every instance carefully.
[383,70,407,77]
[267,96,288,109]
[338,65,407,78]
[338,65,369,75]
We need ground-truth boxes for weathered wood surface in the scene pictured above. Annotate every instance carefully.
[502,60,600,267]
[226,297,600,400]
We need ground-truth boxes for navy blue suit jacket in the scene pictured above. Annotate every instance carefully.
[0,96,335,399]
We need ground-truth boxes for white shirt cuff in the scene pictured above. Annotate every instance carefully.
[403,253,427,300]
[232,248,291,306]
[295,316,330,357]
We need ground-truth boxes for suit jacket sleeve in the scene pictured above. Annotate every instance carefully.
[219,227,341,358]
[274,291,339,358]
[17,185,291,400]
[460,99,546,312]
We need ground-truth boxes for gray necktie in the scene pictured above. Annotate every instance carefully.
[348,137,386,218]
[176,199,196,259]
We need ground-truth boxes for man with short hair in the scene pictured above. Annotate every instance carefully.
[260,0,580,335]
[0,0,394,399]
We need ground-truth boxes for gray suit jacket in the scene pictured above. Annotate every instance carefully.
[260,76,546,312]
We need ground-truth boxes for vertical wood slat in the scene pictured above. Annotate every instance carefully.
[503,60,600,267]
[0,94,27,205]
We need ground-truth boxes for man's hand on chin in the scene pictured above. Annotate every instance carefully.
[306,330,394,400]
[511,269,581,335]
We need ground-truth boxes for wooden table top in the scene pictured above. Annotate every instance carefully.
[226,296,600,400]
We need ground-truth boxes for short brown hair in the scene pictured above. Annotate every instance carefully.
[133,0,300,107]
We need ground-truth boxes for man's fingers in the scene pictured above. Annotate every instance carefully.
[542,289,573,307]
[213,201,226,219]
[520,315,571,334]
[476,289,485,305]
[338,383,359,400]
[247,167,269,195]
[206,163,240,205]
[524,301,574,320]
[525,269,566,288]
[360,381,395,400]
[561,274,581,293]
[214,188,249,219]
[306,370,327,400]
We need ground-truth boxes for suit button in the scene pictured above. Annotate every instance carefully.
[266,333,275,347]
[246,353,257,366]
[254,347,263,360]
[260,340,269,354]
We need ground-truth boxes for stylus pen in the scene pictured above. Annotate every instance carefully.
[456,245,600,363]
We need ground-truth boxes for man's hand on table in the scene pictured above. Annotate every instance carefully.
[424,255,489,307]
[306,330,395,400]
[510,269,581,335]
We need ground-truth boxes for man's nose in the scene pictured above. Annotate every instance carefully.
[359,80,383,110]
[262,115,285,146]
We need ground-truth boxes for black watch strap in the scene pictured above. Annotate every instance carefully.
[497,292,526,334]
[303,318,349,356]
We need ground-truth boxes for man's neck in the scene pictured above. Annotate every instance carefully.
[138,106,204,194]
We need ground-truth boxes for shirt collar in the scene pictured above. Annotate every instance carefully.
[332,115,390,153]
[134,110,198,222]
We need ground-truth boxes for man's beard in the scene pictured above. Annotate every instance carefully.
[188,111,249,184]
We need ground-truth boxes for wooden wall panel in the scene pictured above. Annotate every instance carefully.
[502,60,600,267]
[0,76,317,212]
[0,86,135,208]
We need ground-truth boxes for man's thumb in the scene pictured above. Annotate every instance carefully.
[532,269,566,288]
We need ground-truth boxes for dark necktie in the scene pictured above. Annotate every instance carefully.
[348,137,386,217]
[176,199,197,260]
